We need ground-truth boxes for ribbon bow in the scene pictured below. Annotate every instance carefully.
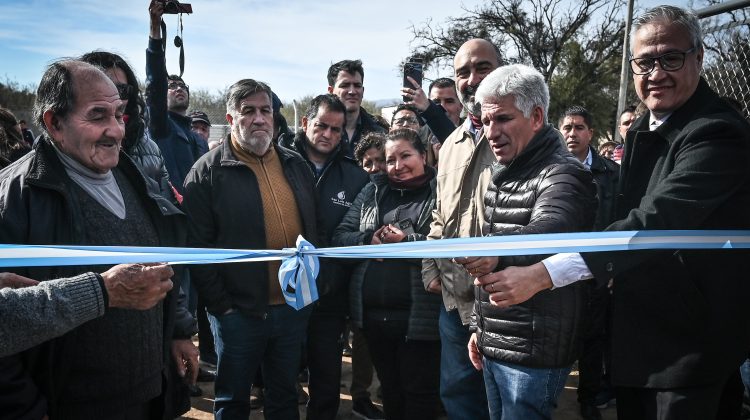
[278,236,320,310]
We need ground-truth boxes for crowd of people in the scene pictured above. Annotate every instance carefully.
[0,3,749,420]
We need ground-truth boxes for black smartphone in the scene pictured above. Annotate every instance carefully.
[402,59,424,102]
[396,219,416,236]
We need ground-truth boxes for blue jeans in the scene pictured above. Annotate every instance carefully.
[482,357,571,420]
[438,307,490,420]
[741,358,750,395]
[209,305,311,420]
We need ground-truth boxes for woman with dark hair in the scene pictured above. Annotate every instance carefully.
[333,129,441,420]
[79,51,172,197]
[0,107,32,168]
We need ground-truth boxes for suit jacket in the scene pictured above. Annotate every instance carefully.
[582,79,750,388]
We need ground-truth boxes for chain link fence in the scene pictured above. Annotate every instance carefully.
[699,2,750,119]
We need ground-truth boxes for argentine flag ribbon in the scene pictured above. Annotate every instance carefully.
[278,237,320,310]
[2,230,750,310]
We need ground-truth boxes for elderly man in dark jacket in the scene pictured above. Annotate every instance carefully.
[183,78,322,420]
[456,64,596,420]
[0,60,193,420]
[484,6,750,420]
[282,93,369,420]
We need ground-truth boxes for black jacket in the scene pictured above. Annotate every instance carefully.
[474,124,597,368]
[123,117,172,198]
[588,146,619,231]
[145,37,207,194]
[340,108,386,158]
[332,170,443,341]
[419,100,458,143]
[0,138,189,419]
[284,132,369,314]
[182,140,322,317]
[582,79,750,388]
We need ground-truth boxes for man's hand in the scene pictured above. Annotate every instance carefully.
[171,339,199,385]
[468,333,482,371]
[474,262,553,308]
[0,272,39,289]
[400,76,430,112]
[101,263,174,310]
[426,277,442,294]
[454,256,499,278]
[148,0,164,39]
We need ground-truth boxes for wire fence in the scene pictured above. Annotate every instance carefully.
[699,3,750,119]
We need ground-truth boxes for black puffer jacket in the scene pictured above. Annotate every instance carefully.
[474,124,597,368]
[123,118,172,198]
[332,169,442,341]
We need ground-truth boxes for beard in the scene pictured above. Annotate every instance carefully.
[234,125,272,156]
[459,84,481,116]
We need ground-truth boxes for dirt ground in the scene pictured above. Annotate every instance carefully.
[180,345,617,420]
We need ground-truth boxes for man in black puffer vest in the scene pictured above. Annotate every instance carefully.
[456,64,597,420]
[283,94,369,420]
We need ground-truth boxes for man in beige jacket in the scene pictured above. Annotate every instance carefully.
[421,38,499,420]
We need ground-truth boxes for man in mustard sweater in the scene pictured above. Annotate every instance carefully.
[183,79,322,420]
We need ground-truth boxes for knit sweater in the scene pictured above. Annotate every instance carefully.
[230,137,303,305]
[0,273,106,357]
[56,169,163,418]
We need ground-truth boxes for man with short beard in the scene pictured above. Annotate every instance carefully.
[420,38,499,420]
[182,79,322,420]
[146,0,207,195]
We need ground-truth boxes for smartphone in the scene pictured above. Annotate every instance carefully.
[395,219,416,236]
[402,59,424,102]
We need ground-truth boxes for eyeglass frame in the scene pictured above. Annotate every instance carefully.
[167,82,190,91]
[392,117,419,126]
[629,47,697,75]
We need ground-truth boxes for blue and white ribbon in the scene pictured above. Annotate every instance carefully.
[278,237,320,310]
[1,230,749,310]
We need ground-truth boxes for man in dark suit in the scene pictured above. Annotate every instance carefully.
[474,5,750,419]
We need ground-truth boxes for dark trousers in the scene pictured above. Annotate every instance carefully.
[197,296,217,365]
[577,283,610,404]
[306,312,347,420]
[616,370,742,420]
[350,324,376,401]
[363,318,440,420]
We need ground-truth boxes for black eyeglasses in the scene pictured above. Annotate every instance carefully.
[393,117,419,126]
[629,47,696,75]
[168,82,189,91]
[116,83,134,100]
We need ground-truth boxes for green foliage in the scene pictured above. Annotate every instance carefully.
[0,78,36,126]
[410,0,629,140]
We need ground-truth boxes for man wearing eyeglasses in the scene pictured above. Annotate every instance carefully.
[145,0,207,196]
[472,5,750,419]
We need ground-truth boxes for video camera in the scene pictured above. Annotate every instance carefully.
[160,0,192,14]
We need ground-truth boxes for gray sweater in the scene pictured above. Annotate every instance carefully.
[0,272,106,357]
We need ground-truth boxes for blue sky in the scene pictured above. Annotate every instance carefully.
[0,0,688,103]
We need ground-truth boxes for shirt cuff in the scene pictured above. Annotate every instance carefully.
[541,253,593,289]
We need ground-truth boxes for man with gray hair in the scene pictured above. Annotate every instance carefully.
[456,64,596,419]
[0,59,192,419]
[480,6,750,419]
[183,78,321,419]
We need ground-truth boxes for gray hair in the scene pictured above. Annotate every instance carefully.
[225,79,273,114]
[33,59,107,138]
[630,5,703,53]
[475,64,549,121]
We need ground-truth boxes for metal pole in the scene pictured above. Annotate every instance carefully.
[292,100,299,133]
[615,0,635,143]
[695,0,750,18]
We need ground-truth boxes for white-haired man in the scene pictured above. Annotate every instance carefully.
[456,64,596,419]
